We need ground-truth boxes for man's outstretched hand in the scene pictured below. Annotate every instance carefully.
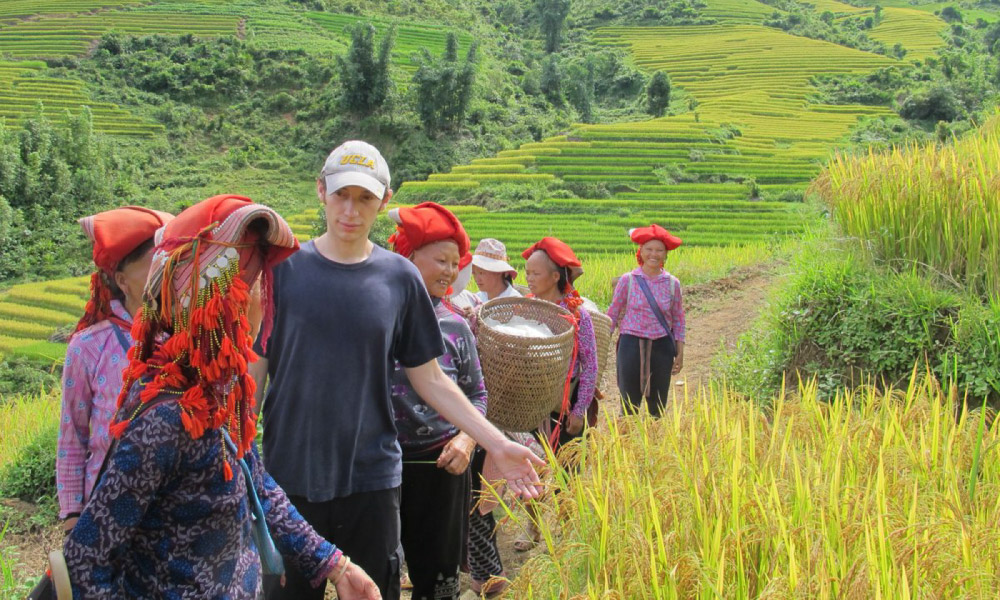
[488,438,545,499]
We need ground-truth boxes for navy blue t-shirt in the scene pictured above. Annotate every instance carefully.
[257,241,444,501]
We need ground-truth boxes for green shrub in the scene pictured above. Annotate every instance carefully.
[0,422,58,508]
[723,245,998,404]
[0,357,59,397]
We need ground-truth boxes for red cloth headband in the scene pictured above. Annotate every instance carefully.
[389,202,470,258]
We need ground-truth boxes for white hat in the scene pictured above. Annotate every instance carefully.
[320,140,391,199]
[471,238,517,277]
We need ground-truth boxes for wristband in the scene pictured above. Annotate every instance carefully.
[331,555,351,585]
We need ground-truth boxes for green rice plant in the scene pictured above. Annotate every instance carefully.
[0,303,76,329]
[0,320,54,339]
[869,7,947,60]
[449,164,526,174]
[0,336,33,355]
[398,181,480,190]
[10,342,68,363]
[812,113,1000,298]
[41,277,89,296]
[4,289,85,316]
[428,173,555,183]
[504,372,1000,597]
[0,390,60,469]
[0,517,32,600]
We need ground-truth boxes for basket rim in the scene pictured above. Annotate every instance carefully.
[478,296,575,339]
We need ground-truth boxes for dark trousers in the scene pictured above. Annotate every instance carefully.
[263,487,402,600]
[400,447,470,600]
[617,333,675,417]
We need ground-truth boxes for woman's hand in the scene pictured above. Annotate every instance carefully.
[332,561,381,600]
[566,412,585,436]
[437,433,476,475]
[62,517,79,535]
[248,278,263,340]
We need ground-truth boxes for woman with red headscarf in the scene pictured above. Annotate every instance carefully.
[57,206,173,533]
[607,224,686,417]
[62,195,380,599]
[522,237,599,448]
[386,202,486,600]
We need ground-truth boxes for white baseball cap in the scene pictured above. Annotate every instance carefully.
[320,140,391,199]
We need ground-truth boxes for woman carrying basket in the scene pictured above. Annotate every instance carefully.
[387,202,484,600]
[607,224,685,417]
[62,195,380,599]
[56,206,173,535]
[522,237,599,449]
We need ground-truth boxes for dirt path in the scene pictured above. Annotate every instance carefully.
[2,265,779,597]
[674,263,780,391]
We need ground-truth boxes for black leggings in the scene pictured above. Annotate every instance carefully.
[617,333,675,417]
[400,446,470,600]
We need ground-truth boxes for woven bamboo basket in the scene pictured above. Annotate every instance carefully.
[477,297,575,432]
[585,308,614,387]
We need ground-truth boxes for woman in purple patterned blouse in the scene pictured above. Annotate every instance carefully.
[62,195,380,599]
[607,224,686,417]
[57,207,173,533]
[522,237,599,449]
[387,203,484,600]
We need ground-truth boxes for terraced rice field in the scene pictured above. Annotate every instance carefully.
[593,25,896,143]
[0,277,88,360]
[0,61,162,136]
[0,1,144,24]
[699,0,776,24]
[131,1,348,55]
[305,12,472,73]
[869,7,947,60]
[798,0,867,15]
[400,21,925,252]
[0,11,239,58]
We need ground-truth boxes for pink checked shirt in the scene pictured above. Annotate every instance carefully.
[607,268,686,342]
[56,300,133,519]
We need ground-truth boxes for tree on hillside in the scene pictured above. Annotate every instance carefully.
[0,107,137,281]
[646,70,671,117]
[939,6,963,23]
[337,23,395,116]
[898,82,962,122]
[540,55,564,106]
[412,33,479,135]
[536,0,571,53]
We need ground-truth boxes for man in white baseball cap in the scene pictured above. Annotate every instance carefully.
[320,140,392,200]
[252,141,543,600]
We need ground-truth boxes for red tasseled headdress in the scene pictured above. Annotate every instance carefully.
[109,195,299,480]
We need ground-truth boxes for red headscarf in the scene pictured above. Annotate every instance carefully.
[75,207,174,334]
[630,224,682,265]
[521,237,584,284]
[388,202,470,259]
[111,195,299,480]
